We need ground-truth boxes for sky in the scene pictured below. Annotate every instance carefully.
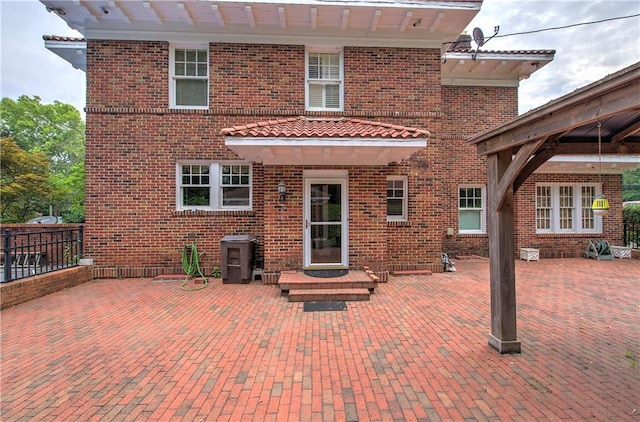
[1,0,639,117]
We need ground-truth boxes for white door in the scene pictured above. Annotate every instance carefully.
[303,173,348,268]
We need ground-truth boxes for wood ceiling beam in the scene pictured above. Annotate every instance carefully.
[612,118,640,143]
[278,6,286,29]
[429,11,444,33]
[400,11,413,32]
[551,142,640,154]
[476,87,640,156]
[143,1,163,24]
[370,10,381,31]
[210,4,225,27]
[341,9,350,31]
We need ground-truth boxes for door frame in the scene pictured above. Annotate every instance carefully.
[303,170,349,269]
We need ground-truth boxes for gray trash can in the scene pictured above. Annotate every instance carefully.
[220,235,256,284]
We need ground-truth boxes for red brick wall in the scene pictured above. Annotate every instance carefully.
[84,41,446,275]
[345,47,441,114]
[212,44,304,110]
[0,266,93,309]
[87,40,168,109]
[438,85,518,257]
[515,173,624,258]
[83,40,627,276]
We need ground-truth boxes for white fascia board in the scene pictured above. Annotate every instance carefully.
[443,51,555,62]
[204,0,481,11]
[84,28,444,48]
[441,78,519,87]
[225,137,427,147]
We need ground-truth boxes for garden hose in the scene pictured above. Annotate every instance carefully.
[181,243,208,291]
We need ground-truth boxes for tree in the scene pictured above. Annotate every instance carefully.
[623,168,640,202]
[0,137,54,223]
[0,96,85,222]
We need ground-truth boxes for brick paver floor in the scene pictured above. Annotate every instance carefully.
[1,258,639,421]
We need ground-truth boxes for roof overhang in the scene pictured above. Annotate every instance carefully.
[441,51,555,87]
[40,0,481,48]
[43,37,86,71]
[225,137,426,165]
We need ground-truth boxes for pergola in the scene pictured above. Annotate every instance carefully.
[467,62,640,354]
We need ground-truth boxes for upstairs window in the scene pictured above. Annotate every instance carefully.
[306,49,343,111]
[535,183,601,233]
[171,46,208,109]
[387,177,407,221]
[459,186,486,234]
[177,162,252,211]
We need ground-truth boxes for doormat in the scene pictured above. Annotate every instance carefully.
[303,301,347,312]
[303,269,348,278]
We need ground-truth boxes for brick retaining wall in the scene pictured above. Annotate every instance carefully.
[0,266,93,310]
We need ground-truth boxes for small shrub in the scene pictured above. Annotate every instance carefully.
[623,204,640,223]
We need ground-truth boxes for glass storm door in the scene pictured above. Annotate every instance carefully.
[304,176,348,268]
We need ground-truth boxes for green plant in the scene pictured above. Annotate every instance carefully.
[212,265,221,278]
[625,350,637,368]
[623,204,640,223]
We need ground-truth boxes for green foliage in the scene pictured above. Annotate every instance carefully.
[1,137,55,222]
[623,168,640,202]
[0,96,85,222]
[623,204,640,223]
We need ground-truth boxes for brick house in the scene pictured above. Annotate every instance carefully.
[42,0,633,279]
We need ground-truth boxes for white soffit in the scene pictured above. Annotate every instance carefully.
[225,137,426,165]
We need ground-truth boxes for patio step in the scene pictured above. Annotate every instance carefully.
[391,269,433,276]
[287,288,371,302]
[279,279,375,292]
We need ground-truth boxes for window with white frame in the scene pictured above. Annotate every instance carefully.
[387,177,407,221]
[177,162,251,210]
[170,46,209,109]
[535,183,600,233]
[306,49,343,111]
[458,186,485,234]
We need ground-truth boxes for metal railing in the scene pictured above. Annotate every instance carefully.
[2,226,83,283]
[623,222,639,250]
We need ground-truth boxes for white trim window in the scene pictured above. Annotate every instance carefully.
[535,183,601,233]
[305,48,343,111]
[177,162,252,210]
[170,45,209,109]
[387,176,408,221]
[458,185,486,234]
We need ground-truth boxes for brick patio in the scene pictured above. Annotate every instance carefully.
[1,258,639,421]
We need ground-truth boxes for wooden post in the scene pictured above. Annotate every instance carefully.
[487,151,521,354]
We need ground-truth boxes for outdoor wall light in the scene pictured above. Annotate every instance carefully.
[278,181,287,202]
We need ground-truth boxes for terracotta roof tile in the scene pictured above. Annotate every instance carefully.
[43,35,86,42]
[447,48,556,55]
[221,117,429,139]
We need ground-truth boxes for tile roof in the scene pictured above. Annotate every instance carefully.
[43,35,86,42]
[447,48,556,55]
[221,117,429,138]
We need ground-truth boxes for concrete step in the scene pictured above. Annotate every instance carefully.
[287,288,371,302]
